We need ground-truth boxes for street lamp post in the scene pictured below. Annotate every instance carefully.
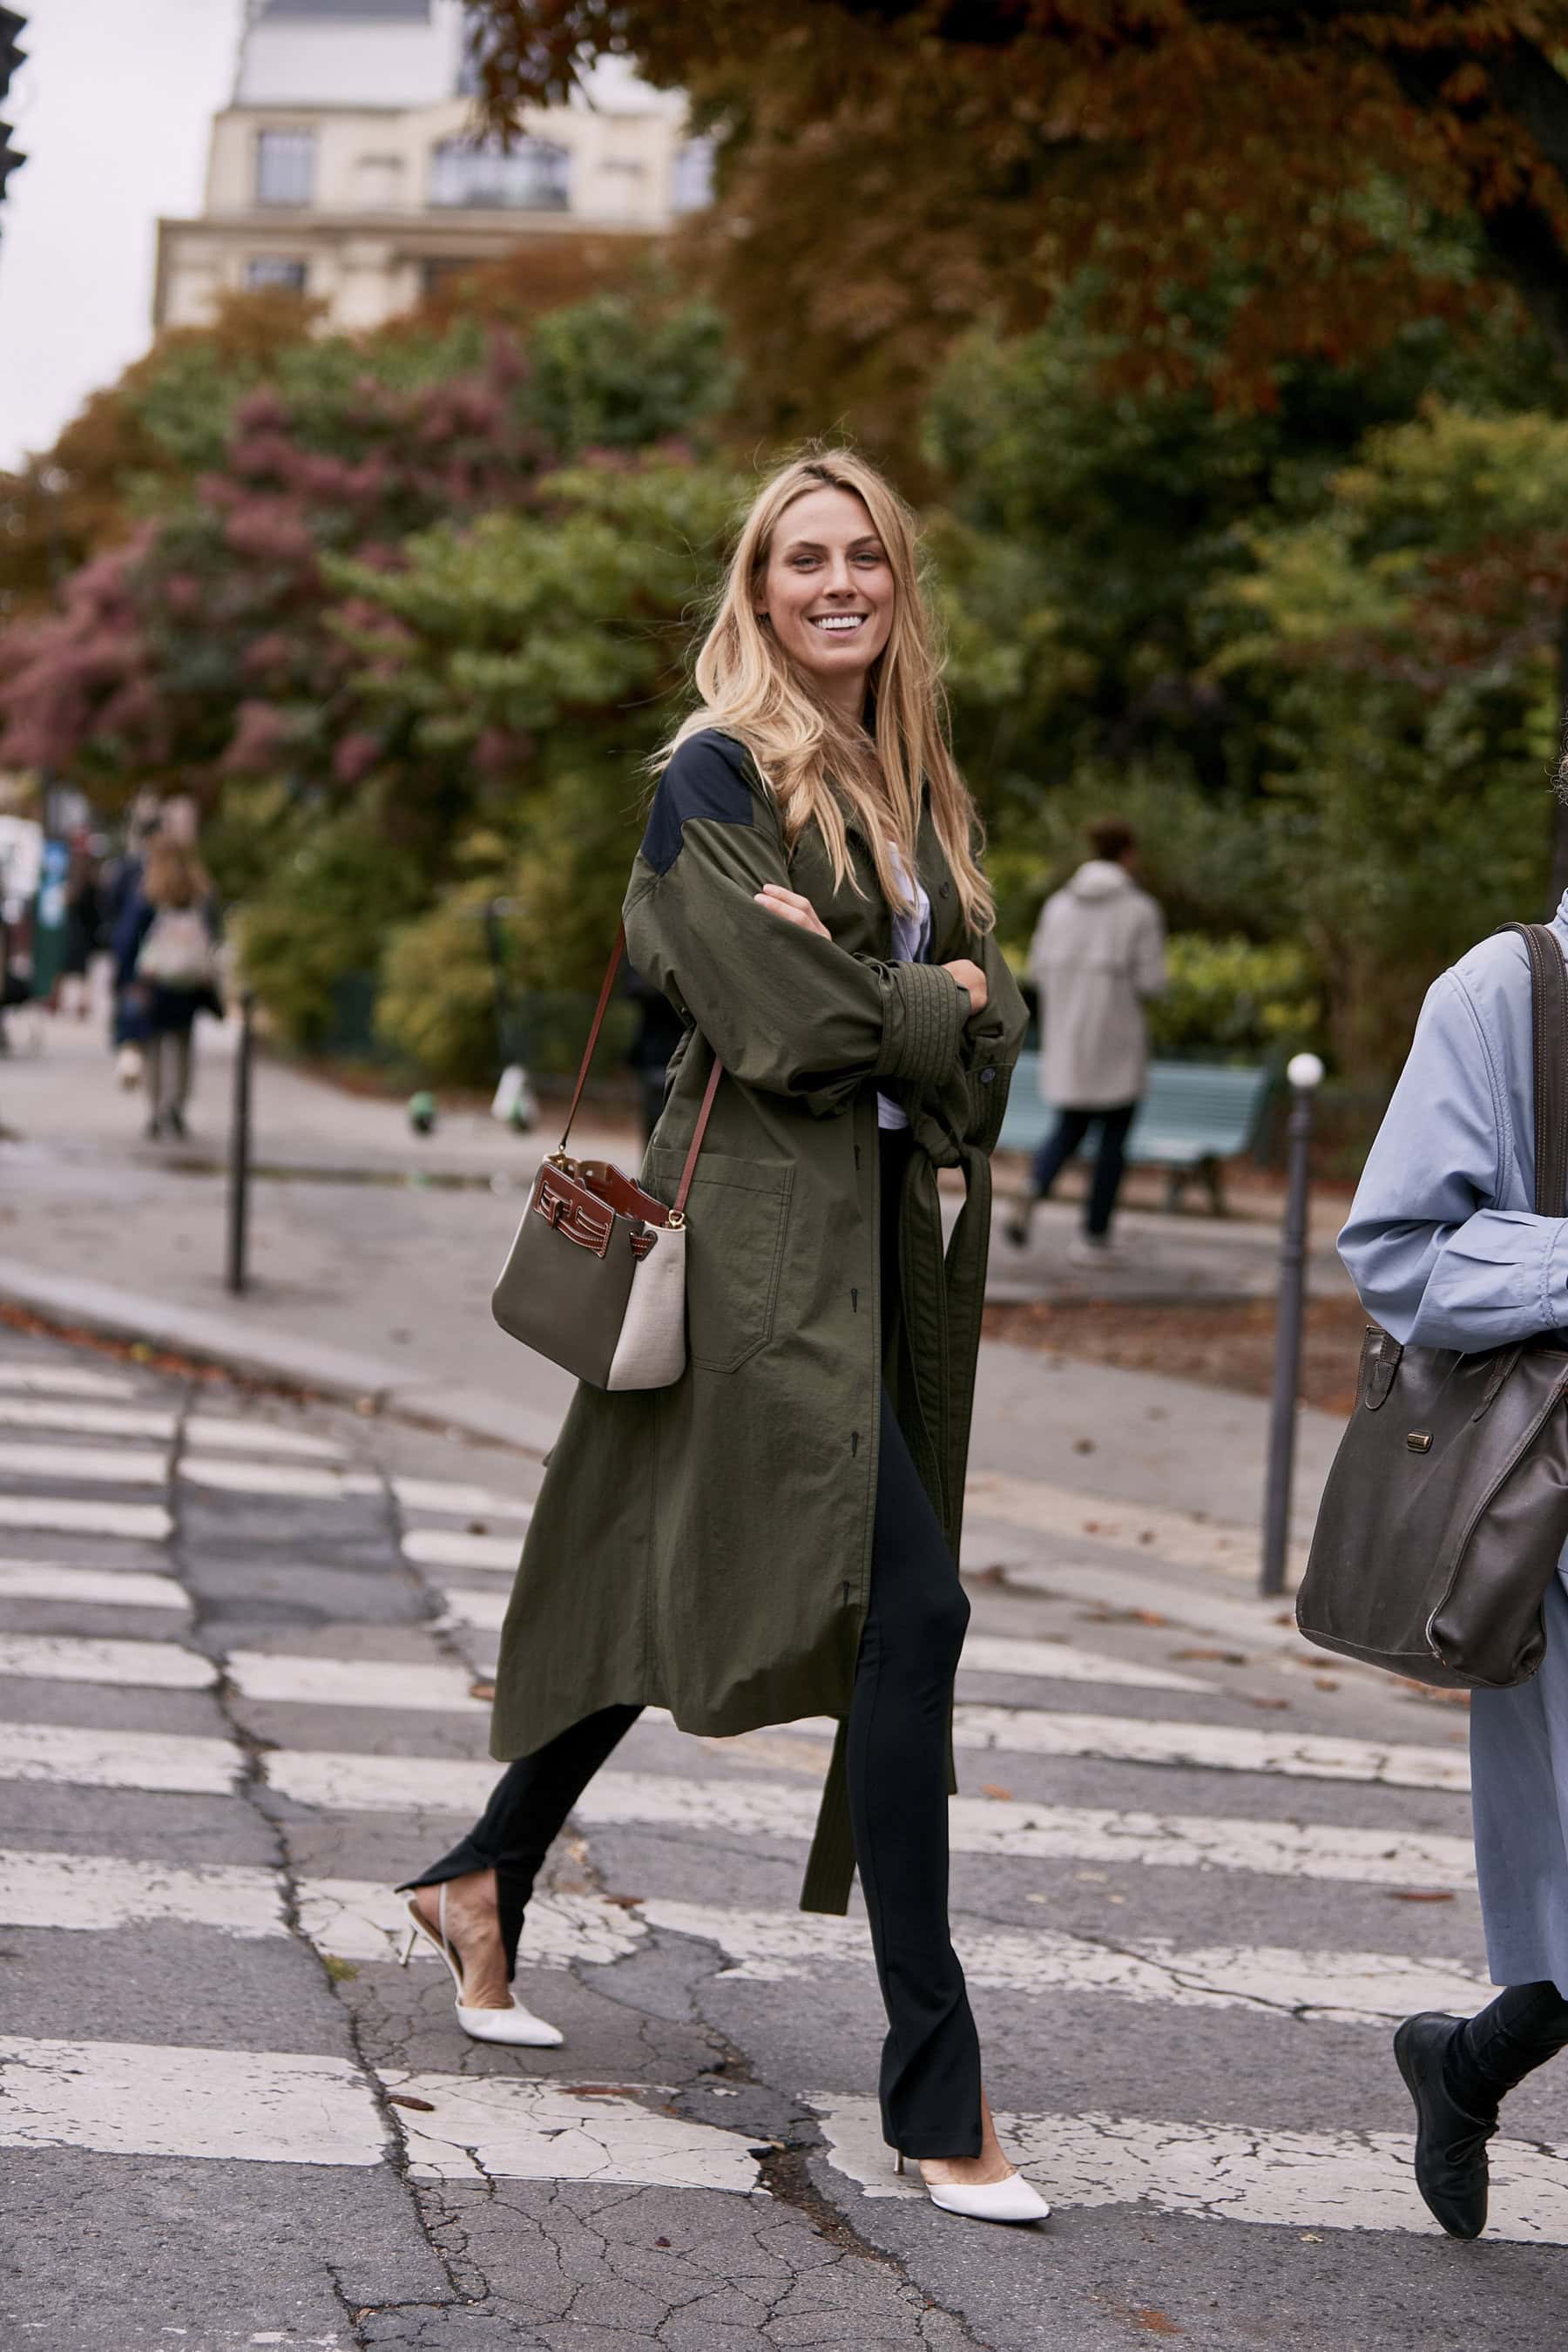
[1260,1051,1325,1599]
[226,992,256,1296]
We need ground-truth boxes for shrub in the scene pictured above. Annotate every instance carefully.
[1146,933,1323,1064]
[234,806,428,1049]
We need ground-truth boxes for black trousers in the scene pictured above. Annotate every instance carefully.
[1030,1101,1137,1238]
[405,1139,983,2159]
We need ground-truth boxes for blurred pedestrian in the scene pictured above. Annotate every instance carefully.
[52,837,102,1020]
[113,838,222,1141]
[103,812,161,1089]
[1004,815,1166,1264]
[1338,898,1568,2240]
[396,449,1048,2226]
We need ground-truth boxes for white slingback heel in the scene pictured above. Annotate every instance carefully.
[399,1883,564,2048]
[894,2146,1051,2224]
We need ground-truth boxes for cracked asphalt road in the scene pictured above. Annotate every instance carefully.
[3,1327,1567,2350]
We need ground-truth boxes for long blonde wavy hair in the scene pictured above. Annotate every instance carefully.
[657,449,994,933]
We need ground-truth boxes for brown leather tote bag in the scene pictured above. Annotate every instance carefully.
[1296,923,1568,1690]
[490,929,720,1391]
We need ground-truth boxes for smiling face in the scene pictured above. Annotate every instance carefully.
[754,485,896,719]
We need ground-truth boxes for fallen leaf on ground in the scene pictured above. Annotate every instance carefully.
[1249,1696,1291,1710]
[387,2094,436,2112]
[981,1784,1014,1801]
[1387,1889,1456,1903]
[1171,1648,1247,1666]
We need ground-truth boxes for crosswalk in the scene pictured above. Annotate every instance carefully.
[0,1342,1560,2259]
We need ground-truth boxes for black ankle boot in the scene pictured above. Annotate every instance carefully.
[1394,2012,1498,2239]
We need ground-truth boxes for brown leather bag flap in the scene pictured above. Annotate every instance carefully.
[576,1159,669,1227]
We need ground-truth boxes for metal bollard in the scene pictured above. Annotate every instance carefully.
[226,991,256,1296]
[1260,1051,1325,1598]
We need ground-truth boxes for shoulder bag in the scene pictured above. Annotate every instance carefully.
[1296,922,1568,1689]
[490,929,719,1391]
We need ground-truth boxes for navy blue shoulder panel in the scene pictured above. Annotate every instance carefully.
[639,732,755,877]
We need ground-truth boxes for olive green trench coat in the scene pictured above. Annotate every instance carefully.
[490,729,1027,1909]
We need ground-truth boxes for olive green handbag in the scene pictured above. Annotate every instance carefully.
[1296,922,1568,1689]
[491,930,720,1391]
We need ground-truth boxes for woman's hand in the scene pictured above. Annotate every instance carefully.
[943,957,989,1017]
[754,883,831,940]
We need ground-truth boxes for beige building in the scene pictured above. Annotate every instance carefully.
[154,0,711,334]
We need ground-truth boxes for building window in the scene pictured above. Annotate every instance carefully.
[255,127,316,208]
[672,138,715,214]
[245,256,308,292]
[429,135,570,212]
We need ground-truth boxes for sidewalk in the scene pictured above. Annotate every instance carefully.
[1,1006,1346,1558]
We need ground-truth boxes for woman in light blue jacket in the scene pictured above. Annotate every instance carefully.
[1339,904,1568,2239]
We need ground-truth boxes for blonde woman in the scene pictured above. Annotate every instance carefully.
[112,838,221,1141]
[400,452,1042,2223]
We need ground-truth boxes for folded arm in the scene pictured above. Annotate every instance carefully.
[624,737,971,1117]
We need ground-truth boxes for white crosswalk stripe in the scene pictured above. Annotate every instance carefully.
[185,1416,348,1459]
[252,1752,1477,1889]
[0,1494,172,1538]
[0,1561,188,1609]
[0,1632,213,1688]
[406,1528,521,1570]
[0,1400,179,1440]
[955,1631,1210,1693]
[0,1850,1489,2023]
[179,1457,382,1500]
[0,1364,139,1397]
[0,1440,169,1485]
[757,1703,1472,1794]
[0,1849,287,1937]
[392,1477,533,1520]
[0,2034,764,2189]
[0,2036,390,2167]
[228,1652,483,1711]
[813,2092,1568,2242]
[0,1722,240,1794]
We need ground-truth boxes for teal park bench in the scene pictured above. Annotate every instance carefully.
[997,1056,1274,1215]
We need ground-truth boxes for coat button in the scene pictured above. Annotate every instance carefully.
[980,1067,997,1084]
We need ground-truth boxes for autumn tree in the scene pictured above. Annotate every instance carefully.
[467,3,1568,415]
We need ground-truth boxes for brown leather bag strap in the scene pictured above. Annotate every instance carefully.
[1505,923,1568,1218]
[559,930,725,1202]
[558,927,627,1153]
[672,1053,723,1222]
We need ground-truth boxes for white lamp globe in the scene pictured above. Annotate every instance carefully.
[1287,1051,1325,1091]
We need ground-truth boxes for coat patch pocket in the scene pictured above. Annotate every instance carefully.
[648,1149,794,1374]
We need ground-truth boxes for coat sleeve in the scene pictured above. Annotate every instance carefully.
[624,736,971,1117]
[1135,898,1167,999]
[1338,969,1568,1350]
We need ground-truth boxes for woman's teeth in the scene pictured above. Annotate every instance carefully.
[810,615,867,632]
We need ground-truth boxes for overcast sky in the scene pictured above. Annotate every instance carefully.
[0,0,246,471]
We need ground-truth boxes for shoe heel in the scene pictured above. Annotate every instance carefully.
[398,1921,418,1969]
[893,2150,906,2177]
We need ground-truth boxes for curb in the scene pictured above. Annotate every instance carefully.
[0,1255,560,1459]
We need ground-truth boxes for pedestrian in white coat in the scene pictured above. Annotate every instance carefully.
[1004,816,1166,1262]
